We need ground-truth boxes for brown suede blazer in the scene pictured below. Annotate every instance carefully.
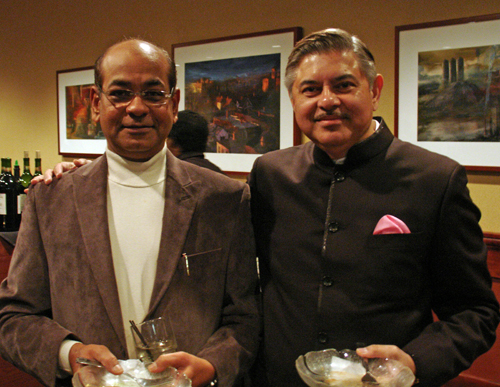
[0,151,260,387]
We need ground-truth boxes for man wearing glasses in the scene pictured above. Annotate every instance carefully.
[0,39,260,387]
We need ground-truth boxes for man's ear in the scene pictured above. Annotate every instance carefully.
[171,88,180,124]
[371,74,384,112]
[90,86,101,124]
[288,87,295,108]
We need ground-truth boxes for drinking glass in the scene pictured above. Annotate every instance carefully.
[131,317,177,364]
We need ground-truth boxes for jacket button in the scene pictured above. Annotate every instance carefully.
[328,222,339,233]
[322,276,333,287]
[335,172,345,182]
[318,332,329,344]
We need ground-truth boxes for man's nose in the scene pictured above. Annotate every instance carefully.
[318,88,340,110]
[126,95,150,115]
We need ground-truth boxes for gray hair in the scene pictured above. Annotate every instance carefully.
[284,28,377,92]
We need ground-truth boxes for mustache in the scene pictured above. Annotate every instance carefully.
[313,112,349,121]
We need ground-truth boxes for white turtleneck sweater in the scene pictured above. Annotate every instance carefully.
[106,145,167,356]
[59,145,167,372]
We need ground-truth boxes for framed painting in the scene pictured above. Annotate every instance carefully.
[172,27,302,173]
[57,67,106,157]
[396,13,500,171]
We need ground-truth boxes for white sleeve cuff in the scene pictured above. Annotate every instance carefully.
[58,339,81,375]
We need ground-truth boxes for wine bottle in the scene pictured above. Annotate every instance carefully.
[17,151,33,226]
[33,150,42,177]
[13,160,22,228]
[18,151,33,189]
[0,158,19,231]
[0,159,5,231]
[14,160,20,181]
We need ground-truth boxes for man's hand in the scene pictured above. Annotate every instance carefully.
[356,345,416,375]
[148,352,215,387]
[69,342,123,375]
[28,159,92,192]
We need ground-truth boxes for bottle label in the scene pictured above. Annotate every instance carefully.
[18,194,26,214]
[0,193,6,215]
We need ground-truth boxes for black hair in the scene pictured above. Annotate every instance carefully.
[168,110,209,153]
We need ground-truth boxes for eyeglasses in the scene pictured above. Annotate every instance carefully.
[98,86,175,108]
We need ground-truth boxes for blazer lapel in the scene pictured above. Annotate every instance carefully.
[147,153,198,316]
[72,156,126,349]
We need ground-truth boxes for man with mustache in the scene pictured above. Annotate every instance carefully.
[248,28,499,386]
[0,39,260,387]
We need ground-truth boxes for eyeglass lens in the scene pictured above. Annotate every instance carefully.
[102,88,173,108]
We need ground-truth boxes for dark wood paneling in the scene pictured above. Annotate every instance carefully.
[0,359,43,387]
[0,238,14,280]
[443,232,500,387]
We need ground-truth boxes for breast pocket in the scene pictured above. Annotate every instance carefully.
[178,248,224,282]
[357,232,428,303]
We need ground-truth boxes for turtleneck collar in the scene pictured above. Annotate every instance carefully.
[106,144,167,187]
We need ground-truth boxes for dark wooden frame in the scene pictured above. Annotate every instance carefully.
[395,13,500,172]
[172,27,303,174]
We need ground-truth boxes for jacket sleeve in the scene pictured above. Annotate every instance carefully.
[0,185,74,387]
[403,164,500,386]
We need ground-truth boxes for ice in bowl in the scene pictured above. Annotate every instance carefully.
[295,348,415,387]
[72,359,192,387]
[72,365,140,387]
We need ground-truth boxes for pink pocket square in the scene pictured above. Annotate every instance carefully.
[373,215,411,235]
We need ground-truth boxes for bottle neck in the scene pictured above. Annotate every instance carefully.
[4,160,12,175]
[23,158,31,172]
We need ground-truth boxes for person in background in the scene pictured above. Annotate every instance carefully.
[167,110,225,174]
[248,28,499,387]
[0,38,260,387]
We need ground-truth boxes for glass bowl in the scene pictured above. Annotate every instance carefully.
[72,360,192,387]
[72,365,140,387]
[295,348,415,387]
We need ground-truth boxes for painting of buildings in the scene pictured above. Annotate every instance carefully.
[418,44,500,142]
[184,53,281,154]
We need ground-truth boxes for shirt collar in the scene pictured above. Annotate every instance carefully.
[313,117,393,170]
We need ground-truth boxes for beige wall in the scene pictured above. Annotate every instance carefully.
[1,0,499,231]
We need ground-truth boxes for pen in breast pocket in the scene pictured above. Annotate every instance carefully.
[182,253,190,276]
[181,248,222,276]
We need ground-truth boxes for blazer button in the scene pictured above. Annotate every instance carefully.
[318,332,329,344]
[334,172,345,182]
[322,276,333,287]
[328,222,339,233]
